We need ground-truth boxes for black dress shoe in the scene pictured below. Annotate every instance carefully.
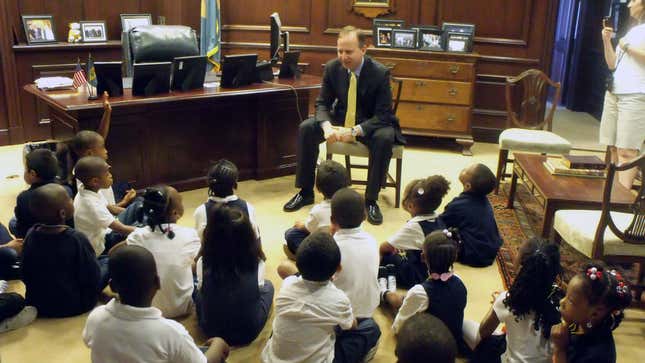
[366,202,383,225]
[283,192,314,212]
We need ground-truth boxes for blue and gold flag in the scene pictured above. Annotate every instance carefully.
[86,54,97,87]
[200,0,222,72]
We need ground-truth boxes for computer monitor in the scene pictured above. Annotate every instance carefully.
[220,54,258,88]
[95,62,124,97]
[279,51,300,79]
[270,12,289,65]
[171,55,207,91]
[132,62,172,96]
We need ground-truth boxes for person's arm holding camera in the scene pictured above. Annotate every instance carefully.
[602,27,618,69]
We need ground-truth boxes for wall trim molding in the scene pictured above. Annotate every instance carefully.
[222,25,310,33]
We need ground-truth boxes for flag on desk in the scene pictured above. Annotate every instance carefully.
[200,0,221,72]
[72,59,87,88]
[86,54,97,88]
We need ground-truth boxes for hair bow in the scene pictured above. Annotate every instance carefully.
[430,272,453,282]
[442,229,452,238]
[417,188,425,195]
[586,267,602,281]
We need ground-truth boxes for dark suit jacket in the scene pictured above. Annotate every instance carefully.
[315,56,405,144]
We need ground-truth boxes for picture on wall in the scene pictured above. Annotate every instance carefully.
[80,21,107,42]
[376,27,393,48]
[22,15,56,45]
[120,13,152,33]
[392,29,417,49]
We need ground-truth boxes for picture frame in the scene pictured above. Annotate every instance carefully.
[372,18,404,45]
[375,27,393,48]
[120,13,152,33]
[392,29,417,49]
[441,22,476,36]
[446,32,473,53]
[416,27,444,51]
[22,15,56,45]
[80,21,107,42]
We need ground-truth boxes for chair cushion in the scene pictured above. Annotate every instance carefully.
[553,210,645,258]
[326,141,403,159]
[499,128,572,154]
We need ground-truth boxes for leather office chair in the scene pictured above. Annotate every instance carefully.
[326,78,404,208]
[122,25,199,77]
[495,69,571,194]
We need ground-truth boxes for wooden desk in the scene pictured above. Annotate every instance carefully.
[507,153,634,238]
[24,75,321,191]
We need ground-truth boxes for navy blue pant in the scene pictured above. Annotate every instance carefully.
[97,256,110,293]
[381,252,428,289]
[0,292,25,321]
[284,227,310,255]
[334,318,381,363]
[103,199,144,253]
[0,223,19,280]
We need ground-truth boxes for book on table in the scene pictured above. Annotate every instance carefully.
[544,158,605,178]
[562,155,606,170]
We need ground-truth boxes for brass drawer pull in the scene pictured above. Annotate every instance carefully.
[416,105,425,111]
[414,81,427,87]
[447,115,456,122]
[449,65,460,74]
[448,88,458,96]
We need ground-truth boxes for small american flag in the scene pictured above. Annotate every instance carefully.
[72,59,86,88]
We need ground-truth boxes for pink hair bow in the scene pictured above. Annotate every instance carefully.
[430,272,453,282]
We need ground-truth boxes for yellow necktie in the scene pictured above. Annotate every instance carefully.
[344,72,357,128]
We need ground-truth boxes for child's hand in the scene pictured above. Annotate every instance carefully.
[550,322,570,351]
[102,91,111,113]
[122,189,136,204]
[293,221,305,229]
[2,239,23,255]
[490,290,500,304]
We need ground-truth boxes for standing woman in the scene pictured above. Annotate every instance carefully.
[600,0,645,189]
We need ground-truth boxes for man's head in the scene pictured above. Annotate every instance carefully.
[24,148,59,185]
[109,245,160,307]
[29,183,74,225]
[296,231,341,282]
[331,187,365,229]
[316,160,350,199]
[74,156,113,191]
[337,26,367,72]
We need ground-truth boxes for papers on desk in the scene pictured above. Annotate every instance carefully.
[35,77,74,90]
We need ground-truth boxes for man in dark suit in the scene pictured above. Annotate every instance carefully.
[283,26,405,225]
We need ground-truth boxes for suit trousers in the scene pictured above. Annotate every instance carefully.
[295,118,395,202]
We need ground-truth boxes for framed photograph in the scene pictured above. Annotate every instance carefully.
[372,18,404,44]
[22,15,56,45]
[376,27,393,48]
[446,32,472,53]
[417,27,444,51]
[392,29,417,49]
[80,21,107,42]
[441,22,476,36]
[120,13,152,33]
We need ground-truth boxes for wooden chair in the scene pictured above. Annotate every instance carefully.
[326,77,404,208]
[553,154,645,291]
[495,69,572,194]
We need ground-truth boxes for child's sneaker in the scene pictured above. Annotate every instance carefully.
[386,264,397,292]
[0,306,37,333]
[0,280,8,294]
[378,266,388,301]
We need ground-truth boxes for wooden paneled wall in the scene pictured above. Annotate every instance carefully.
[0,0,559,145]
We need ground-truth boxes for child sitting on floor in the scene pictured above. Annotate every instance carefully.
[195,204,273,346]
[83,245,229,363]
[193,159,260,240]
[283,160,348,258]
[21,184,103,317]
[262,231,355,363]
[440,163,502,267]
[120,186,200,318]
[379,176,450,289]
[388,229,468,354]
[396,313,458,363]
[463,238,562,363]
[73,156,136,255]
[551,262,632,363]
[11,149,72,238]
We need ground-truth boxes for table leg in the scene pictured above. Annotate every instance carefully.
[506,168,518,209]
[542,201,556,239]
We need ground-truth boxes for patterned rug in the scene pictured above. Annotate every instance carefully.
[490,183,638,290]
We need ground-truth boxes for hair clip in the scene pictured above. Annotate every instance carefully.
[609,269,624,282]
[442,229,452,238]
[616,281,629,296]
[417,188,425,195]
[586,267,603,281]
[430,272,453,281]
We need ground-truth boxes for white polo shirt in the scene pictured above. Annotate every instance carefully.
[76,178,116,205]
[193,195,260,239]
[82,299,206,363]
[126,224,201,318]
[332,227,380,318]
[261,276,354,363]
[304,199,332,233]
[387,213,440,250]
[74,187,115,255]
[614,23,645,94]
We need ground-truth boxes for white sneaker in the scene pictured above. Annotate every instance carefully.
[386,264,397,293]
[0,280,7,294]
[0,306,37,333]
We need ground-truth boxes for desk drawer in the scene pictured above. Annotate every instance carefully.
[395,78,472,105]
[397,103,470,132]
[376,57,474,81]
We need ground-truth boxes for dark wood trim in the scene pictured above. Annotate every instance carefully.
[474,37,527,46]
[13,40,122,52]
[222,41,338,53]
[479,55,540,65]
[472,126,502,143]
[323,27,372,36]
[473,108,507,117]
[0,0,24,144]
[222,24,310,33]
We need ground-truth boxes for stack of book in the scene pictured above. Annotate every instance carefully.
[543,155,606,178]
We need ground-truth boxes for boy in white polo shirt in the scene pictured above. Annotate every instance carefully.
[262,231,355,363]
[82,245,229,363]
[73,156,135,255]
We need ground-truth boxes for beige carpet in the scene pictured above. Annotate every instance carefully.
[1,138,643,362]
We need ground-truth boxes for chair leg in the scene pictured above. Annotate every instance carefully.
[495,149,509,195]
[395,157,402,208]
[326,153,332,160]
[553,231,562,245]
[345,155,352,183]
